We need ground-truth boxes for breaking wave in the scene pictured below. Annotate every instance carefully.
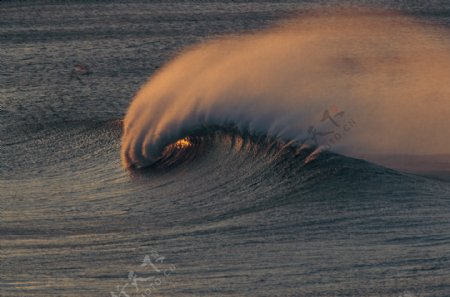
[121,9,450,170]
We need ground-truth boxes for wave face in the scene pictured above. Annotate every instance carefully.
[121,9,450,169]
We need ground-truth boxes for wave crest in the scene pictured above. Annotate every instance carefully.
[121,9,450,169]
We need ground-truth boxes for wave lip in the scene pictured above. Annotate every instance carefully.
[121,8,450,169]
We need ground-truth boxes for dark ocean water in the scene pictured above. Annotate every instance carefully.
[1,1,450,296]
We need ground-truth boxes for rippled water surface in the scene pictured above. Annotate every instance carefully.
[1,1,450,296]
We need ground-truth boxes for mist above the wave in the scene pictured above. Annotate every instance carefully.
[121,8,450,169]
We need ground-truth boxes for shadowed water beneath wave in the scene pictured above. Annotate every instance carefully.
[2,121,450,296]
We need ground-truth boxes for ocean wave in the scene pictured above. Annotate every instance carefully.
[121,9,450,170]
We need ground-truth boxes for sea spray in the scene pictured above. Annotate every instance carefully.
[121,9,450,169]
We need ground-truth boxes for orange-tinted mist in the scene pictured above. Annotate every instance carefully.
[121,9,450,169]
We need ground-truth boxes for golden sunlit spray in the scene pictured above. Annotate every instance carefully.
[121,9,450,169]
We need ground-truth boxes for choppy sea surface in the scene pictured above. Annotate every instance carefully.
[1,1,450,296]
